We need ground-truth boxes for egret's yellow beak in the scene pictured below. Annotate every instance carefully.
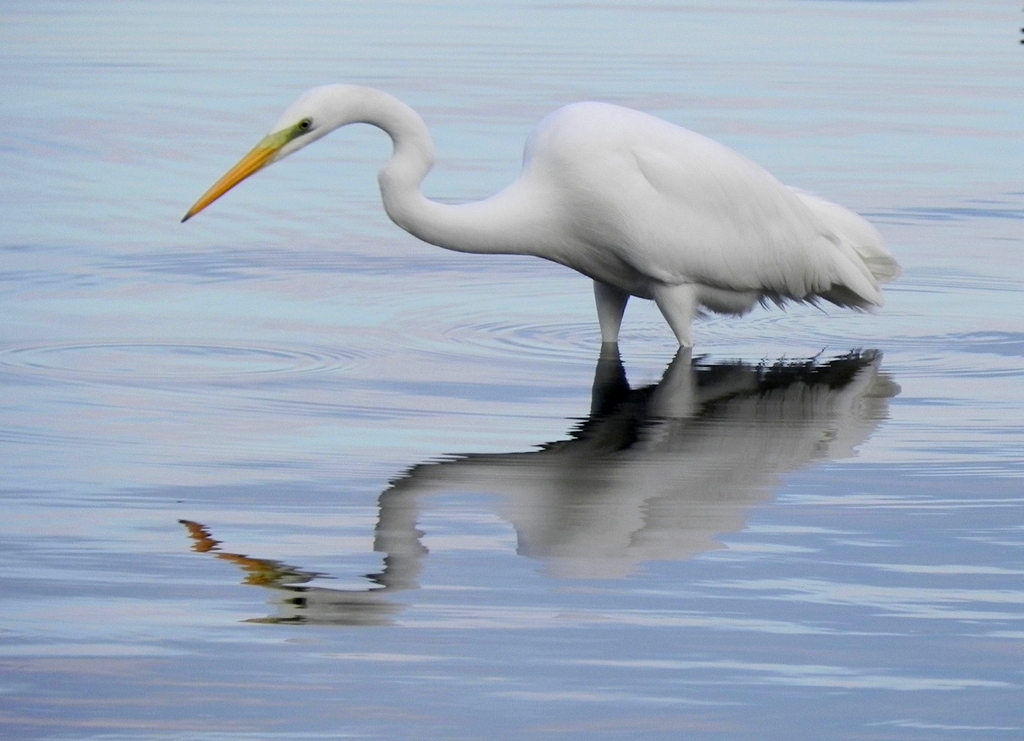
[181,127,294,222]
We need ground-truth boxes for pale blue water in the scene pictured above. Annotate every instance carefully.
[2,1,1023,738]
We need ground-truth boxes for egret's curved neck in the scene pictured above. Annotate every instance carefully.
[338,87,536,255]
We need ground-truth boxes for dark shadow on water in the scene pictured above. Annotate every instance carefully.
[181,348,899,626]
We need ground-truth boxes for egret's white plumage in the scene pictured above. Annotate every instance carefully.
[184,85,899,346]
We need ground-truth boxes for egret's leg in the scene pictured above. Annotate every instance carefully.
[594,281,629,344]
[652,283,697,347]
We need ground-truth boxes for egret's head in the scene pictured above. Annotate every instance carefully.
[181,85,349,222]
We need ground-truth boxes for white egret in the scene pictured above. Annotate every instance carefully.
[183,85,900,346]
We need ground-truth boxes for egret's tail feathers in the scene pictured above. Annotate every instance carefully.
[792,189,901,282]
[818,283,878,310]
[824,249,885,309]
[860,252,902,284]
[790,188,901,308]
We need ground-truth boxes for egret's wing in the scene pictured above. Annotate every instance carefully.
[625,133,882,304]
[523,102,888,305]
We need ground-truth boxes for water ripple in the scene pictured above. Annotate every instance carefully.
[882,332,1024,379]
[0,340,362,385]
[442,318,606,362]
[868,205,1024,224]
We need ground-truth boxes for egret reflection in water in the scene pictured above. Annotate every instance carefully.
[182,349,898,625]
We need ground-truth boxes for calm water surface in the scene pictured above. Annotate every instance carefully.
[2,1,1023,738]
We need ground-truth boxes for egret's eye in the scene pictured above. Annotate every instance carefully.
[298,118,313,132]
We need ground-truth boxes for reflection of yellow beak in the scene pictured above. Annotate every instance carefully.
[181,131,289,222]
